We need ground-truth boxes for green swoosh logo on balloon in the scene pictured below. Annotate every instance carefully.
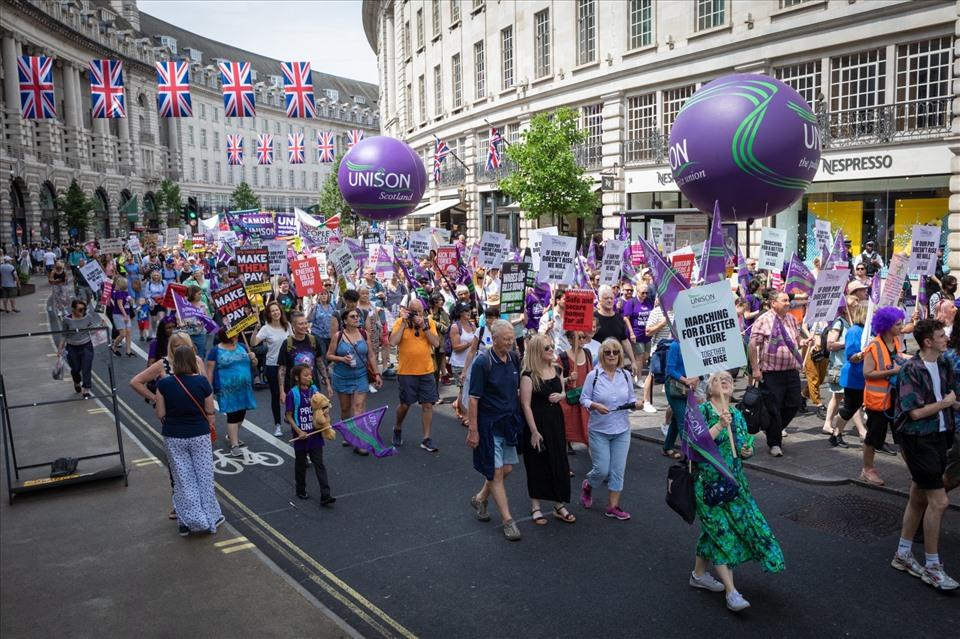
[345,160,374,171]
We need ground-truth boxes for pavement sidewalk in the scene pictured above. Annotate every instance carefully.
[0,283,355,638]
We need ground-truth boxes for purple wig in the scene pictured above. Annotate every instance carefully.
[872,306,905,336]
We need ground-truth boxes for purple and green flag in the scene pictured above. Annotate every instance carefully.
[680,391,736,484]
[870,271,881,305]
[618,211,628,242]
[586,239,598,271]
[172,290,219,334]
[737,248,750,293]
[638,237,688,314]
[784,253,815,297]
[332,406,395,458]
[699,202,727,284]
[767,315,804,366]
[824,230,848,270]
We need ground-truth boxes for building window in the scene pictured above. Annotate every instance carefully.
[301,171,306,188]
[695,0,725,31]
[202,159,209,182]
[576,0,596,65]
[776,61,822,108]
[324,88,339,102]
[780,0,815,7]
[896,36,952,131]
[501,26,514,90]
[277,168,282,188]
[505,123,520,144]
[580,103,602,147]
[189,158,196,181]
[625,93,658,161]
[404,20,411,59]
[213,106,219,122]
[534,9,551,79]
[252,166,258,187]
[199,102,206,119]
[474,41,486,98]
[433,65,443,115]
[450,0,460,24]
[416,8,424,50]
[662,85,695,138]
[629,0,653,49]
[215,162,221,184]
[831,49,886,113]
[452,53,462,108]
[188,125,194,145]
[289,170,295,188]
[418,75,427,122]
[200,129,207,148]
[313,173,319,190]
[213,130,220,150]
[265,167,271,187]
[432,0,441,37]
[406,83,413,128]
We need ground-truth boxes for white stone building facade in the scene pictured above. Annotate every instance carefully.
[363,0,959,267]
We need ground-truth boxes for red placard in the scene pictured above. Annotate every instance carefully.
[99,280,113,308]
[436,246,458,279]
[671,254,695,282]
[562,289,595,332]
[630,243,645,266]
[161,282,188,310]
[291,257,324,297]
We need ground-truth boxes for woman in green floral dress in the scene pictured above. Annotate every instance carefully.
[688,371,785,612]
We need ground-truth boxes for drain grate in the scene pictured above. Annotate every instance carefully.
[781,495,903,543]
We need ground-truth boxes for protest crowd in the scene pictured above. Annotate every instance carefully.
[10,206,958,611]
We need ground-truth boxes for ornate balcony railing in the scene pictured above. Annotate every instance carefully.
[139,131,155,144]
[438,163,467,187]
[574,142,603,170]
[473,157,517,182]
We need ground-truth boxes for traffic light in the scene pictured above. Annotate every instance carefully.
[182,197,199,227]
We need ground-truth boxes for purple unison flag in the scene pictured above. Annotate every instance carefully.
[586,239,598,270]
[396,253,429,307]
[699,202,727,284]
[638,237,689,314]
[767,314,803,365]
[784,253,815,296]
[375,247,393,275]
[918,276,928,318]
[173,291,219,334]
[737,248,750,293]
[824,230,848,270]
[870,272,881,305]
[679,391,736,484]
[332,406,395,458]
[618,211,628,241]
[574,250,590,288]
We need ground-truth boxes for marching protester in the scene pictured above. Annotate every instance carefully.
[689,372,785,611]
[448,302,477,426]
[664,338,701,460]
[205,327,258,458]
[307,287,337,358]
[428,292,451,396]
[357,283,388,393]
[327,307,380,455]
[467,320,523,541]
[594,285,638,375]
[278,311,335,408]
[559,329,593,450]
[110,276,134,357]
[579,338,636,521]
[57,298,101,399]
[390,298,440,452]
[252,301,290,437]
[828,302,868,450]
[48,260,70,316]
[620,282,654,390]
[859,307,906,485]
[181,285,210,358]
[286,363,335,505]
[539,289,569,354]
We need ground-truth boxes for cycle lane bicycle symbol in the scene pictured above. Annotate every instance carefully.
[213,447,285,475]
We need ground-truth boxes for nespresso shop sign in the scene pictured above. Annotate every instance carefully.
[820,154,893,175]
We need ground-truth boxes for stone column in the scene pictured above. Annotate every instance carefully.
[462,133,480,241]
[600,91,624,241]
[117,93,131,168]
[62,61,82,164]
[2,35,24,147]
[384,9,397,116]
[946,1,960,275]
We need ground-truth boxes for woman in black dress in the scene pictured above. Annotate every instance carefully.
[520,334,576,525]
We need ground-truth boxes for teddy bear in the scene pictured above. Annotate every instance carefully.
[311,392,337,441]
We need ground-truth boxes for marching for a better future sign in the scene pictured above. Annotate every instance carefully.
[759,227,787,272]
[673,281,746,378]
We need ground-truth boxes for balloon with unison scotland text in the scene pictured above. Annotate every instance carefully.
[338,136,427,221]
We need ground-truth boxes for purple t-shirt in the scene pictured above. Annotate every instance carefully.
[525,292,548,330]
[622,297,654,342]
[285,385,324,452]
[111,289,130,316]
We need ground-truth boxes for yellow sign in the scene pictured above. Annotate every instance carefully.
[894,198,946,254]
[22,473,86,487]
[808,201,863,256]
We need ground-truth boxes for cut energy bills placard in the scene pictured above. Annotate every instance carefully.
[804,269,849,324]
[673,281,746,378]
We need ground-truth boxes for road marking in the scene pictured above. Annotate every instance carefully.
[221,542,257,554]
[86,407,108,415]
[132,457,161,467]
[214,536,250,548]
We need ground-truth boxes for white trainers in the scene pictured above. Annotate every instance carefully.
[689,571,725,592]
[273,425,283,437]
[769,445,783,457]
[368,384,378,394]
[642,402,657,414]
[891,552,924,578]
[921,563,960,591]
[726,590,751,612]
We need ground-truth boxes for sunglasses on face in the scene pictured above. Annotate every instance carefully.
[543,345,554,352]
[602,350,618,356]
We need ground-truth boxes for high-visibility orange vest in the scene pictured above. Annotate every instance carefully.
[864,335,897,411]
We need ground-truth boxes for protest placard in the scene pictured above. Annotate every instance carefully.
[528,226,558,270]
[814,219,832,260]
[211,282,258,338]
[275,212,296,237]
[161,282,188,310]
[804,269,849,324]
[362,232,380,249]
[522,248,536,288]
[191,234,206,253]
[235,247,271,294]
[98,279,113,308]
[500,262,529,314]
[650,219,664,249]
[674,281,746,378]
[436,245,458,279]
[126,236,142,254]
[630,242,645,267]
[408,229,432,259]
[265,239,289,276]
[164,228,180,248]
[879,253,909,308]
[759,227,787,272]
[600,239,626,285]
[237,211,276,240]
[316,252,328,279]
[671,253,696,282]
[433,228,452,245]
[562,289,595,332]
[908,225,939,276]
[99,237,125,255]
[328,242,357,279]
[538,235,577,285]
[662,223,676,254]
[218,230,238,248]
[290,257,323,296]
[79,260,106,292]
[478,231,507,269]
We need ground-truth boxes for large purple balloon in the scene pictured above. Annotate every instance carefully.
[337,136,427,221]
[668,73,821,222]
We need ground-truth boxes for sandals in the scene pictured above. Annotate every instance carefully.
[662,449,682,460]
[531,509,548,525]
[553,504,576,523]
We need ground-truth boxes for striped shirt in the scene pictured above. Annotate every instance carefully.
[749,310,802,372]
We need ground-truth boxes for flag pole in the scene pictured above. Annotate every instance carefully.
[482,119,512,147]
[433,134,471,173]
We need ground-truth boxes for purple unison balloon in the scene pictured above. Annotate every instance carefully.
[337,136,427,221]
[668,73,821,222]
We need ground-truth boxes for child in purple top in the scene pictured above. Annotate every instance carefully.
[524,283,551,332]
[285,364,335,504]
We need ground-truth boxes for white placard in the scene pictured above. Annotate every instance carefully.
[79,260,107,292]
[431,228,452,246]
[804,269,849,324]
[126,236,142,255]
[218,230,239,248]
[650,219,664,249]
[408,229,432,259]
[99,237,125,255]
[908,225,939,276]
[600,239,626,286]
[814,219,832,261]
[265,240,288,276]
[759,227,788,272]
[538,235,577,285]
[528,226,558,270]
[674,281,747,378]
[478,231,507,269]
[164,228,180,247]
[329,242,357,279]
[879,253,909,308]
[662,223,676,254]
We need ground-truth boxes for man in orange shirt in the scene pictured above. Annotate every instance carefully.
[389,298,441,452]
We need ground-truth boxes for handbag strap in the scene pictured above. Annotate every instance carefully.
[172,374,208,421]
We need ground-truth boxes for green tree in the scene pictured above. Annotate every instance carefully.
[317,152,356,235]
[56,179,95,240]
[499,107,599,227]
[230,181,260,211]
[157,179,182,225]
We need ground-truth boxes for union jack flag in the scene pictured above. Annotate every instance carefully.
[317,131,335,162]
[218,61,255,118]
[486,126,503,170]
[256,134,274,165]
[155,60,192,118]
[89,59,126,118]
[17,56,56,119]
[226,134,244,165]
[346,129,364,150]
[433,137,450,183]
[281,61,316,118]
[288,132,305,164]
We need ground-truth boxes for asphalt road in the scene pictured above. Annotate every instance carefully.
[92,329,958,639]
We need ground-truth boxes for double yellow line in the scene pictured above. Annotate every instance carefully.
[91,371,417,639]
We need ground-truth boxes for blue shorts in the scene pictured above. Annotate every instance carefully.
[398,373,439,405]
[493,434,518,469]
[112,314,132,329]
[332,372,368,394]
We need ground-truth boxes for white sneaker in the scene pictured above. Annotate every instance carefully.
[642,402,657,414]
[368,384,378,394]
[726,591,751,612]
[689,571,725,592]
[273,425,283,437]
[769,445,783,457]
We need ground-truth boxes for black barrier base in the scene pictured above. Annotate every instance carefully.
[9,464,126,497]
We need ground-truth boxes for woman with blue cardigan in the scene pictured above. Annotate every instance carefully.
[664,340,703,459]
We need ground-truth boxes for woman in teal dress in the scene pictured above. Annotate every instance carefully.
[206,328,258,458]
[688,371,785,612]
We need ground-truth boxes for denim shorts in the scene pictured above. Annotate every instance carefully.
[493,434,518,469]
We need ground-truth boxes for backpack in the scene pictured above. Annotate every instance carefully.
[737,385,768,435]
[650,339,674,384]
[480,348,521,376]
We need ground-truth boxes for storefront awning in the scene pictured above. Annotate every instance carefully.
[408,199,463,219]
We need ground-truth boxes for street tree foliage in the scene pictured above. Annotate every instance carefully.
[318,152,356,235]
[56,179,95,237]
[499,107,599,222]
[230,181,261,211]
[157,179,182,218]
